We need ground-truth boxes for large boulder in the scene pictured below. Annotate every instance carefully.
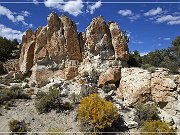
[118,68,151,106]
[118,68,179,116]
[151,68,177,103]
[98,67,121,87]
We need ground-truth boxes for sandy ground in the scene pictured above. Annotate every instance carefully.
[0,99,81,134]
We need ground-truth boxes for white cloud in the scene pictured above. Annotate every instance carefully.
[132,41,144,44]
[33,0,39,5]
[0,23,23,40]
[0,5,32,27]
[163,37,171,40]
[0,5,16,22]
[118,9,140,22]
[128,14,141,22]
[87,1,102,14]
[118,9,133,16]
[21,11,31,17]
[44,0,84,16]
[144,7,180,25]
[155,15,180,25]
[144,7,162,16]
[140,51,149,56]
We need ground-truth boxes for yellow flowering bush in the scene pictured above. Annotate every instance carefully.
[78,94,119,132]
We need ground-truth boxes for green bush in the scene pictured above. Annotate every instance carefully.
[87,69,100,84]
[9,119,28,133]
[35,87,72,113]
[78,94,119,132]
[102,84,116,93]
[140,120,176,135]
[0,86,30,106]
[35,91,52,113]
[69,92,81,104]
[79,85,98,98]
[134,102,159,127]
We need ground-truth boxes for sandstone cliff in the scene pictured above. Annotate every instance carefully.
[19,12,129,84]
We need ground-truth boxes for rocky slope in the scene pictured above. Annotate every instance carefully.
[0,12,179,133]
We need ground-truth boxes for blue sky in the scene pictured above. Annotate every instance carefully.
[0,0,179,55]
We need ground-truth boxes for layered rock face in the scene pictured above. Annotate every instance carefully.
[117,68,180,127]
[118,68,179,105]
[19,12,129,84]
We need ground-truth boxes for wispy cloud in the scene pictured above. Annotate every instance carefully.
[87,1,102,14]
[0,5,32,27]
[118,9,133,16]
[144,7,180,25]
[0,23,23,40]
[163,37,171,40]
[44,0,84,16]
[144,7,162,16]
[132,41,144,44]
[155,15,180,25]
[118,9,140,22]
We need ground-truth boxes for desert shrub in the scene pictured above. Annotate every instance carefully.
[102,84,116,93]
[47,127,64,135]
[35,87,72,113]
[62,102,73,110]
[79,85,98,98]
[142,64,156,73]
[134,102,160,127]
[9,119,28,133]
[78,94,119,132]
[69,92,81,104]
[81,69,100,85]
[35,91,51,113]
[0,86,30,106]
[140,120,176,135]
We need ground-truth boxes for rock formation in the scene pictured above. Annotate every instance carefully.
[118,68,180,117]
[98,67,121,87]
[18,12,129,84]
[117,67,180,128]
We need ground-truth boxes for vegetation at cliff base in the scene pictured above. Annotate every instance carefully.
[0,86,30,108]
[140,120,176,135]
[134,102,159,127]
[78,93,119,132]
[35,87,73,113]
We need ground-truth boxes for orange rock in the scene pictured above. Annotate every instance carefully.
[98,67,121,87]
